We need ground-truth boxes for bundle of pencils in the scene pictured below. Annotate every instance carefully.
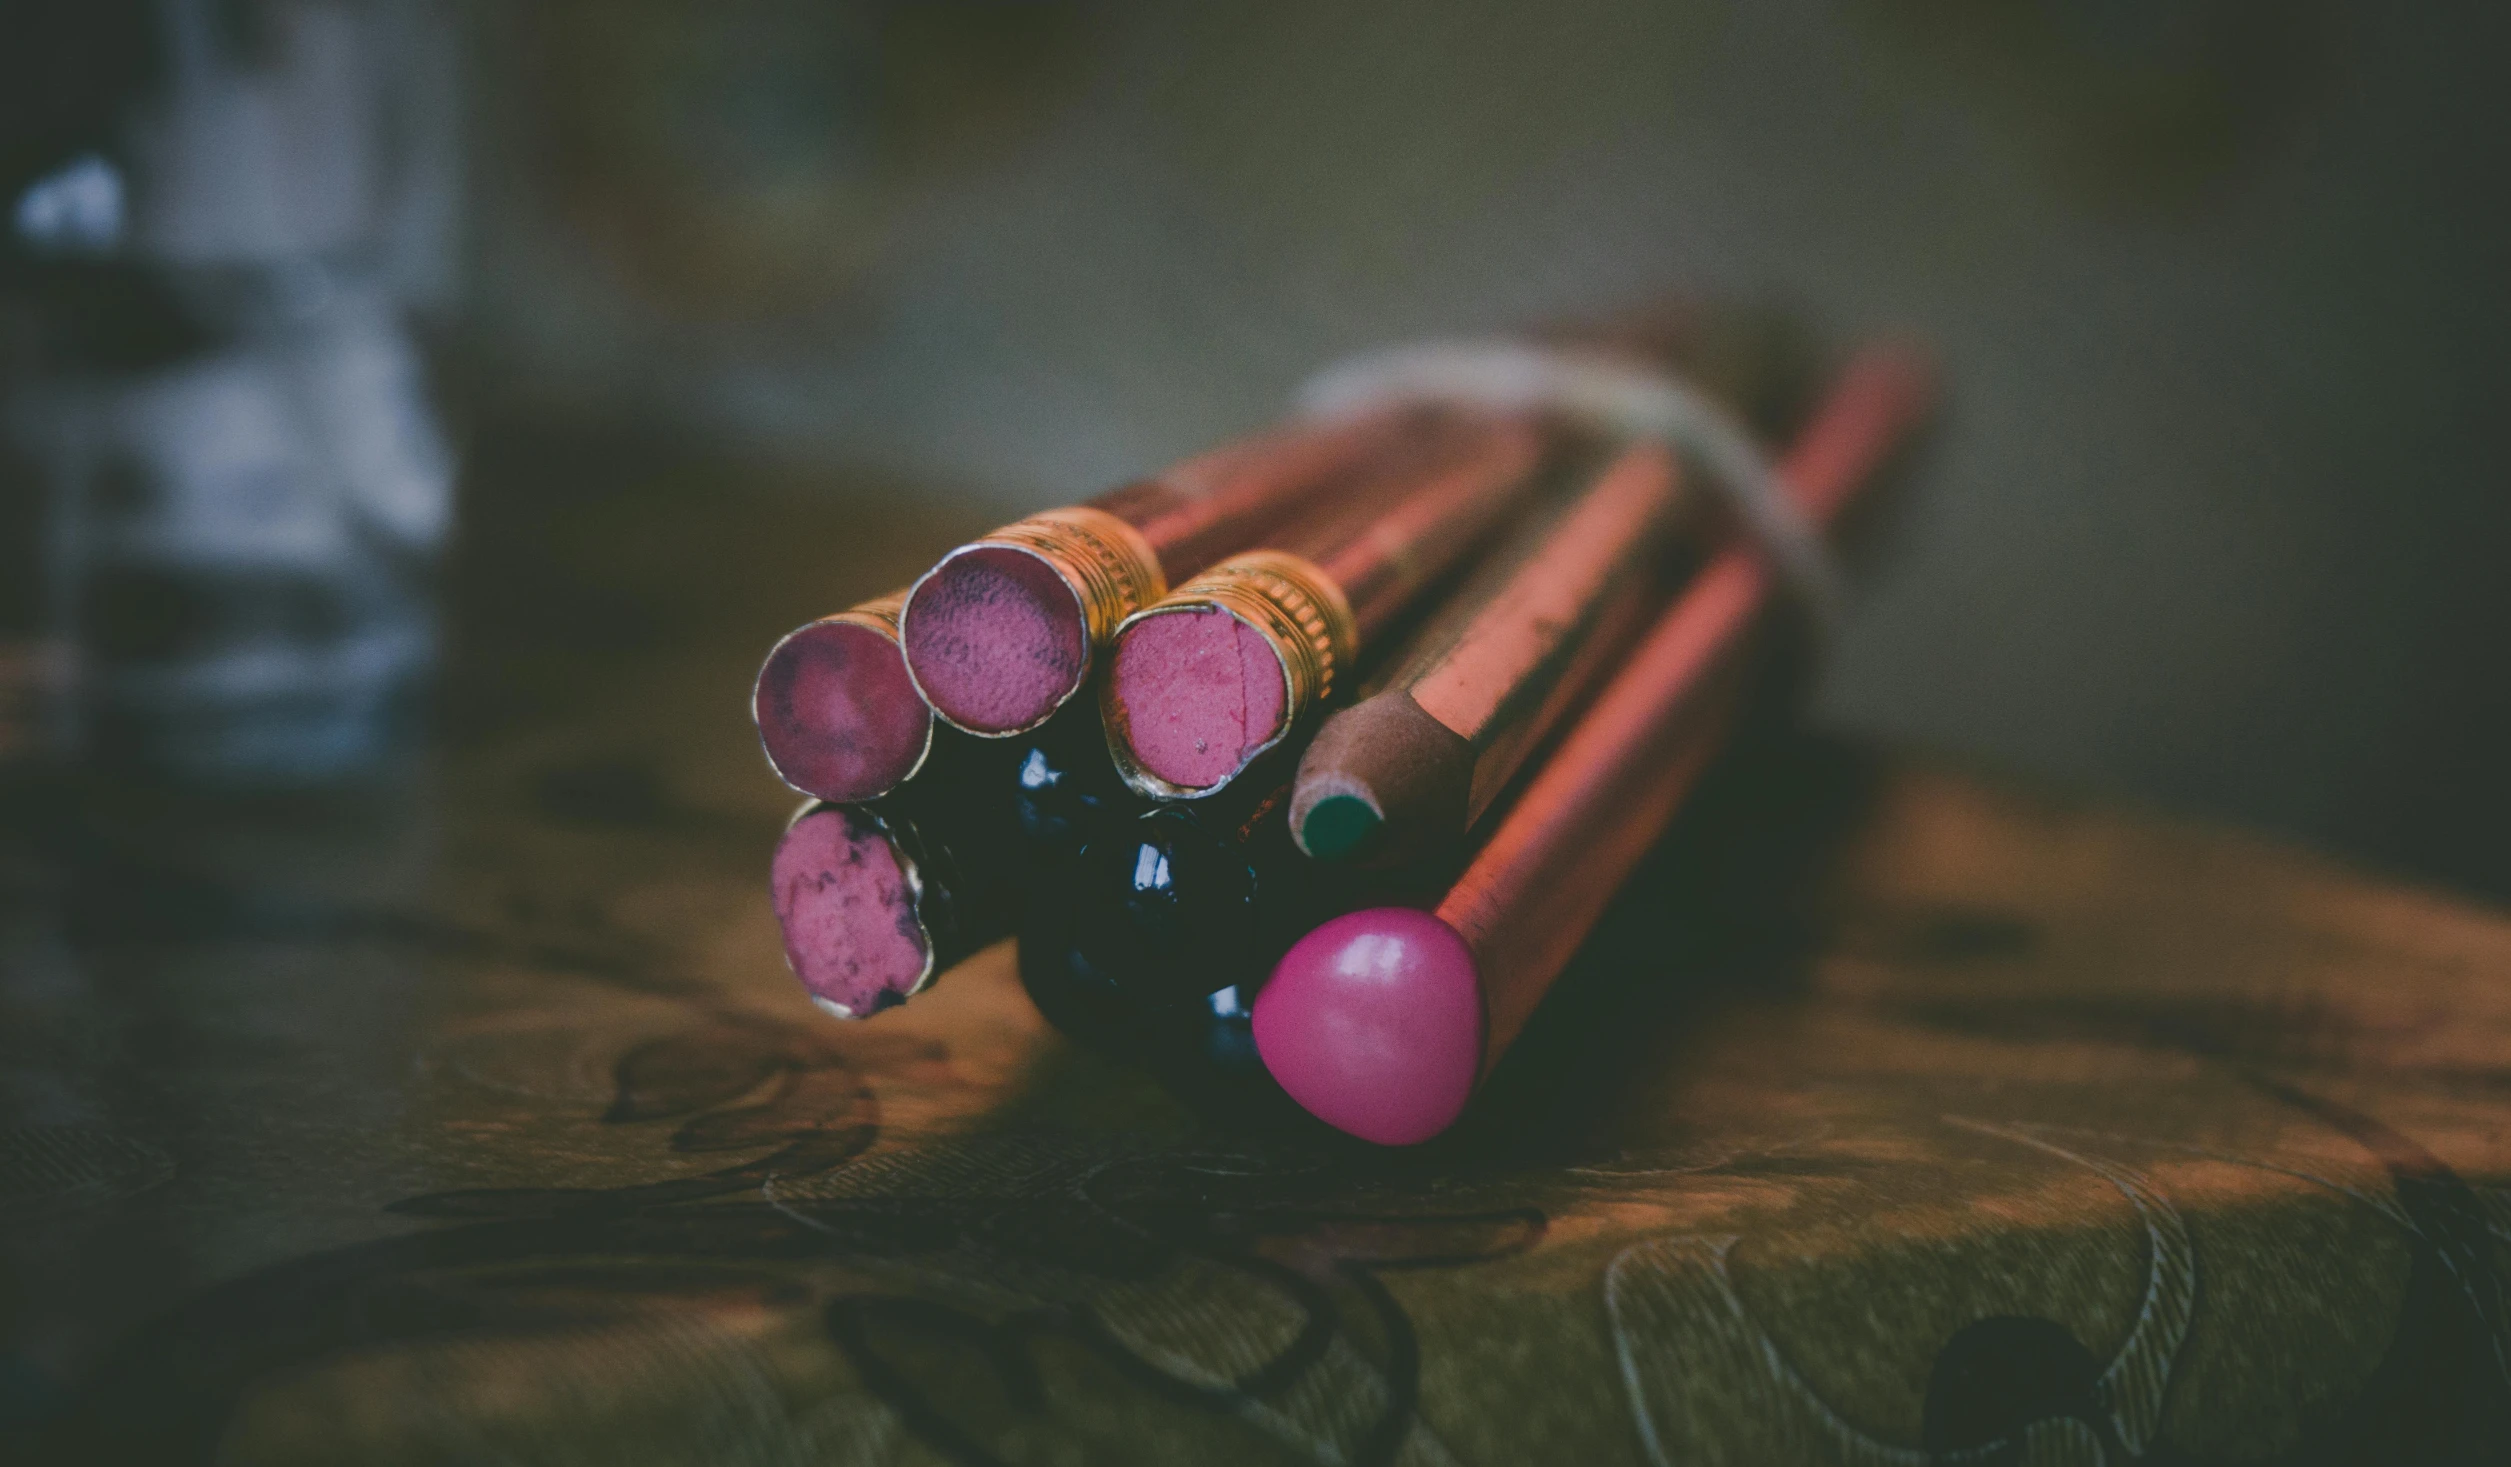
[757,307,1932,1144]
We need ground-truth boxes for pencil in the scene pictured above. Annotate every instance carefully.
[1250,344,1934,1144]
[899,406,1469,739]
[1288,439,1686,866]
[1097,412,1553,799]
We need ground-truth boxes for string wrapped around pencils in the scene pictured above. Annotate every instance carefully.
[750,305,1928,1137]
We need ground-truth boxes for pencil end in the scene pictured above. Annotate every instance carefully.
[1296,792,1384,863]
[1292,691,1474,868]
[1253,907,1484,1146]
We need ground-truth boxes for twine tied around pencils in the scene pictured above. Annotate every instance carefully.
[1296,340,1847,633]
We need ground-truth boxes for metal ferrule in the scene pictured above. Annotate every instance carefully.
[972,503,1166,647]
[907,505,1166,736]
[826,589,907,640]
[1102,549,1359,799]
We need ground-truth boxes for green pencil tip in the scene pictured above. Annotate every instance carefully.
[1299,793,1382,862]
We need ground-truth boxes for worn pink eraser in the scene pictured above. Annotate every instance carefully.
[902,547,1087,734]
[1108,608,1287,791]
[754,619,933,802]
[770,806,930,1019]
[1253,907,1484,1145]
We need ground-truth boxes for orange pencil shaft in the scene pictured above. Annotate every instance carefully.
[1436,346,1934,1069]
[1097,406,1466,584]
[1310,418,1553,639]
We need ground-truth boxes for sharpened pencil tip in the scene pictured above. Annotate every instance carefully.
[1297,793,1383,862]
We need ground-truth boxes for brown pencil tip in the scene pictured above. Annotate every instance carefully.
[1291,692,1474,867]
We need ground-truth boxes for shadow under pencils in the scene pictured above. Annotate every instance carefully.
[1432,725,1886,1163]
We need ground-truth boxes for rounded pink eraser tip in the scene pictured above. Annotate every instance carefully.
[1252,907,1484,1146]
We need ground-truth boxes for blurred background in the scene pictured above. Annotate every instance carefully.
[2,0,2506,896]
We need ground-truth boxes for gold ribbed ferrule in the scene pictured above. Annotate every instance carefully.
[825,589,907,641]
[1102,549,1359,799]
[965,504,1166,649]
[906,505,1167,736]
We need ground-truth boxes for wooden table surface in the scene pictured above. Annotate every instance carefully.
[4,427,2508,1464]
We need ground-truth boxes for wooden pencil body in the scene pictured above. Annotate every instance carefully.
[1098,413,1552,799]
[1308,417,1551,641]
[1401,441,1686,823]
[1093,406,1470,584]
[1442,568,1757,1066]
[1435,348,1935,1074]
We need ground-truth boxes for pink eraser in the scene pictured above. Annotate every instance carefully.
[753,619,933,803]
[1252,907,1484,1145]
[1108,607,1287,791]
[770,806,930,1019]
[902,547,1087,734]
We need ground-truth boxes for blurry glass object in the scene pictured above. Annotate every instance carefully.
[0,0,460,786]
[14,155,130,255]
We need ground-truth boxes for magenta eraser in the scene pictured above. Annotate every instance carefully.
[1252,907,1484,1145]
